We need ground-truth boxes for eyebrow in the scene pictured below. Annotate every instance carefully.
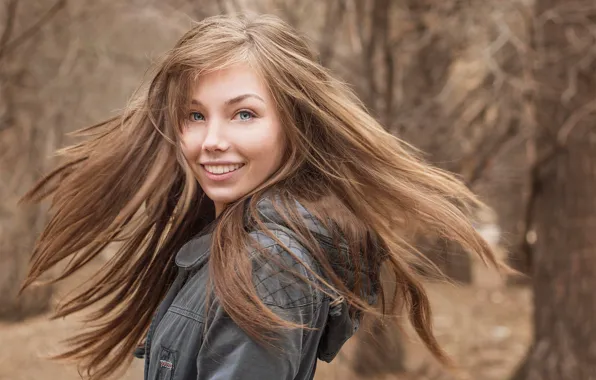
[190,93,266,107]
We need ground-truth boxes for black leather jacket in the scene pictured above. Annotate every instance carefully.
[137,197,377,380]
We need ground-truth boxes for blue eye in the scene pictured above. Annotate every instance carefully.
[190,112,204,121]
[237,111,254,121]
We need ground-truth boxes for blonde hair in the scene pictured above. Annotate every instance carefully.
[22,13,502,379]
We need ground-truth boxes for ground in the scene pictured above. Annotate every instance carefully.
[0,261,531,380]
[317,282,532,380]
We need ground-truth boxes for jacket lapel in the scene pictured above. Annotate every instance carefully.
[175,233,212,270]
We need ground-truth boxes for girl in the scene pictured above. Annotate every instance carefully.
[22,13,501,380]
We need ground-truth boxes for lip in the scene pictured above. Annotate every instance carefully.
[200,163,245,182]
[199,161,244,166]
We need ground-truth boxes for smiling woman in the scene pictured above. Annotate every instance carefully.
[181,65,285,215]
[20,12,504,380]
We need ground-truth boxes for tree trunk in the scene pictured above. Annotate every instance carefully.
[0,206,53,320]
[513,136,596,380]
[512,0,596,378]
[524,141,596,379]
[0,0,67,320]
[0,99,54,320]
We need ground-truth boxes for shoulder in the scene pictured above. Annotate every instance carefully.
[247,228,323,310]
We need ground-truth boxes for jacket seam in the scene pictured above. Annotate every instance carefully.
[262,300,318,309]
[168,305,205,323]
[247,242,278,260]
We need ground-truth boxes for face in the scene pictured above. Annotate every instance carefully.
[180,64,286,216]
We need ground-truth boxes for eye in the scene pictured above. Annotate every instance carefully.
[189,112,205,121]
[235,110,255,121]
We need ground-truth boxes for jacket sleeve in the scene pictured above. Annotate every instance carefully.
[195,230,323,380]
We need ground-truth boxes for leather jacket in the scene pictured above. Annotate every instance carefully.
[136,196,377,380]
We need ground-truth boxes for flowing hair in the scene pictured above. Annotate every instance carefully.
[21,13,504,379]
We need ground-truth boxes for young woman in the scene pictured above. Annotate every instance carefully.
[22,13,502,380]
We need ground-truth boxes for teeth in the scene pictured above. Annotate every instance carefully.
[204,164,243,174]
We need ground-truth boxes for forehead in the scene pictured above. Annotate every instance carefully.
[191,64,270,102]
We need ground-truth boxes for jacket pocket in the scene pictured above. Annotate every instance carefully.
[156,346,177,380]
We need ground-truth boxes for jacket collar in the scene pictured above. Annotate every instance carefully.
[172,194,377,362]
[174,194,328,270]
[175,232,212,270]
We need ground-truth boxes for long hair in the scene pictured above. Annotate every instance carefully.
[21,13,503,379]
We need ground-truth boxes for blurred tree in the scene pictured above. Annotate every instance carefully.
[0,0,68,320]
[0,1,537,377]
[512,0,596,378]
[337,0,532,376]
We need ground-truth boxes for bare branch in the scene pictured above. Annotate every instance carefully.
[0,0,67,60]
[0,0,20,62]
[362,0,391,112]
[353,0,367,52]
[215,0,227,14]
[382,44,395,127]
[228,0,241,12]
[318,0,348,65]
[518,145,559,276]
[466,119,522,186]
[344,0,363,54]
[275,0,302,28]
[557,97,596,145]
[0,115,14,133]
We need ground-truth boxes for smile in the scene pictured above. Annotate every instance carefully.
[201,163,245,175]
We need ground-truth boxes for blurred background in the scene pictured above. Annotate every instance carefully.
[0,0,594,379]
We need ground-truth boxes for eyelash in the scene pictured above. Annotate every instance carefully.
[188,110,257,122]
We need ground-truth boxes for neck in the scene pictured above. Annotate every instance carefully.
[215,202,226,217]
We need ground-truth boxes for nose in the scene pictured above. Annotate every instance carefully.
[202,119,230,152]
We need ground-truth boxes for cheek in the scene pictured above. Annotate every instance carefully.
[236,121,282,154]
[267,120,286,154]
[248,127,285,166]
[180,133,202,162]
[271,133,286,165]
[179,144,192,164]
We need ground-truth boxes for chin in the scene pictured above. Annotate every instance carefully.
[203,188,246,206]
